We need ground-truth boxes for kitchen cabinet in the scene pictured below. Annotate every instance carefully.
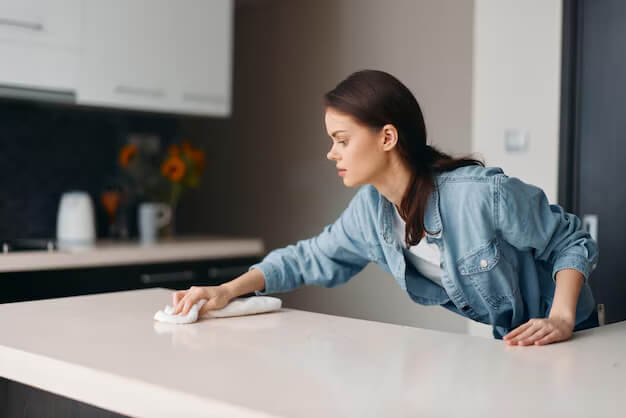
[0,0,233,116]
[0,255,259,304]
[0,0,81,94]
[77,0,233,116]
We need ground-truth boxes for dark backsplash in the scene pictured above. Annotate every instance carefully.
[0,97,185,240]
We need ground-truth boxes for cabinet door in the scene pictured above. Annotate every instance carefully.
[0,0,80,48]
[78,0,174,113]
[0,0,80,92]
[78,0,232,116]
[170,0,232,116]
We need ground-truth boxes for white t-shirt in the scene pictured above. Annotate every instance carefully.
[392,205,444,287]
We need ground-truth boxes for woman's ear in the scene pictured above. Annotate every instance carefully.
[381,124,399,151]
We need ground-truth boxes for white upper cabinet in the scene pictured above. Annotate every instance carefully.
[0,0,81,92]
[77,0,233,116]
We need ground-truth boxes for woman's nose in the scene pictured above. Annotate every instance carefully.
[327,146,338,161]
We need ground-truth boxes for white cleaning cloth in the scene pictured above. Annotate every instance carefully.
[153,296,282,324]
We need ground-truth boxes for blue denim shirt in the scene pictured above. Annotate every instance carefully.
[251,165,598,339]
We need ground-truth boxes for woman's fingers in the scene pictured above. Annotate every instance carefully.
[508,325,540,345]
[172,290,186,307]
[517,327,550,345]
[173,293,190,314]
[172,297,184,314]
[181,292,204,315]
[531,329,554,345]
[535,331,558,346]
[504,319,546,345]
[503,321,532,341]
[504,317,573,346]
[170,286,212,315]
[199,298,214,315]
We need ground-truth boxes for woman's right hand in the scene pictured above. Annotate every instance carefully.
[171,285,233,315]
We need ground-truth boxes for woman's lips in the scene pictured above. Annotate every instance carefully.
[338,169,347,177]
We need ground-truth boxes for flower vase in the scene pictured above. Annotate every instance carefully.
[161,203,176,239]
[161,182,182,239]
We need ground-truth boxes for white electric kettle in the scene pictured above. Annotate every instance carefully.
[56,191,96,251]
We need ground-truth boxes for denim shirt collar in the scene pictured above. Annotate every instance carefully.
[378,180,443,246]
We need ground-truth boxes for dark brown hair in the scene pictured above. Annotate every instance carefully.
[324,70,484,247]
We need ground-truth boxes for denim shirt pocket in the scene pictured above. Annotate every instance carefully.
[457,239,518,310]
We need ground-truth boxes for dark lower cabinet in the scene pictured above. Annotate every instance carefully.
[0,377,127,418]
[0,256,261,304]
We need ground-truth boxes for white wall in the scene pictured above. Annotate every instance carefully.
[469,0,563,337]
[472,0,563,201]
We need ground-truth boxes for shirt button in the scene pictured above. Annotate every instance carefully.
[480,259,488,268]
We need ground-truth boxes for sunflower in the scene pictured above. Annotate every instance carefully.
[119,144,138,167]
[161,155,186,182]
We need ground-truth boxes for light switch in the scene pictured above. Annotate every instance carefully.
[504,129,529,152]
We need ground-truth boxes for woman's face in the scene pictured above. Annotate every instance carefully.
[324,107,388,187]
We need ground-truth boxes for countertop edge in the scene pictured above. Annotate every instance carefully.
[0,237,265,273]
[0,345,276,418]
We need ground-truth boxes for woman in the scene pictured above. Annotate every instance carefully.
[172,70,599,346]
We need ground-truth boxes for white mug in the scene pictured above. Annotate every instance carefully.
[138,202,172,245]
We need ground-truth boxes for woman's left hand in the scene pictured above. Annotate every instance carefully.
[503,316,574,346]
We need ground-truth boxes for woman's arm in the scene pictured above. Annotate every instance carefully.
[173,187,376,315]
[503,269,584,346]
[220,268,266,299]
[550,268,584,323]
[172,270,266,315]
[495,174,598,346]
[495,175,599,285]
[249,186,375,295]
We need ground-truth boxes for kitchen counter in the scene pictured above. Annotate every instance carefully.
[0,236,264,272]
[0,288,624,417]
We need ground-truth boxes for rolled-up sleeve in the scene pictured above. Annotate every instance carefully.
[496,175,599,283]
[250,187,373,295]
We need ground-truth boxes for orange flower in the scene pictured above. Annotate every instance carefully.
[168,144,180,157]
[189,149,205,170]
[119,144,138,167]
[181,140,193,155]
[161,156,186,182]
[100,191,120,219]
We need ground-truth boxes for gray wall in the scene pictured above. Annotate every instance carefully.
[181,0,475,333]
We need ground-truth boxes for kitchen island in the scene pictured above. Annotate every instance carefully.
[0,288,624,417]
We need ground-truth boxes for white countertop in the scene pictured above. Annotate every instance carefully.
[0,236,264,272]
[0,288,624,417]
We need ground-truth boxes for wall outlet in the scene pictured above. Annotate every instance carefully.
[504,129,529,152]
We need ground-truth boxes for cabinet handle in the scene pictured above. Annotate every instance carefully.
[0,17,44,31]
[140,270,195,284]
[182,92,224,104]
[114,85,165,98]
[207,265,248,280]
